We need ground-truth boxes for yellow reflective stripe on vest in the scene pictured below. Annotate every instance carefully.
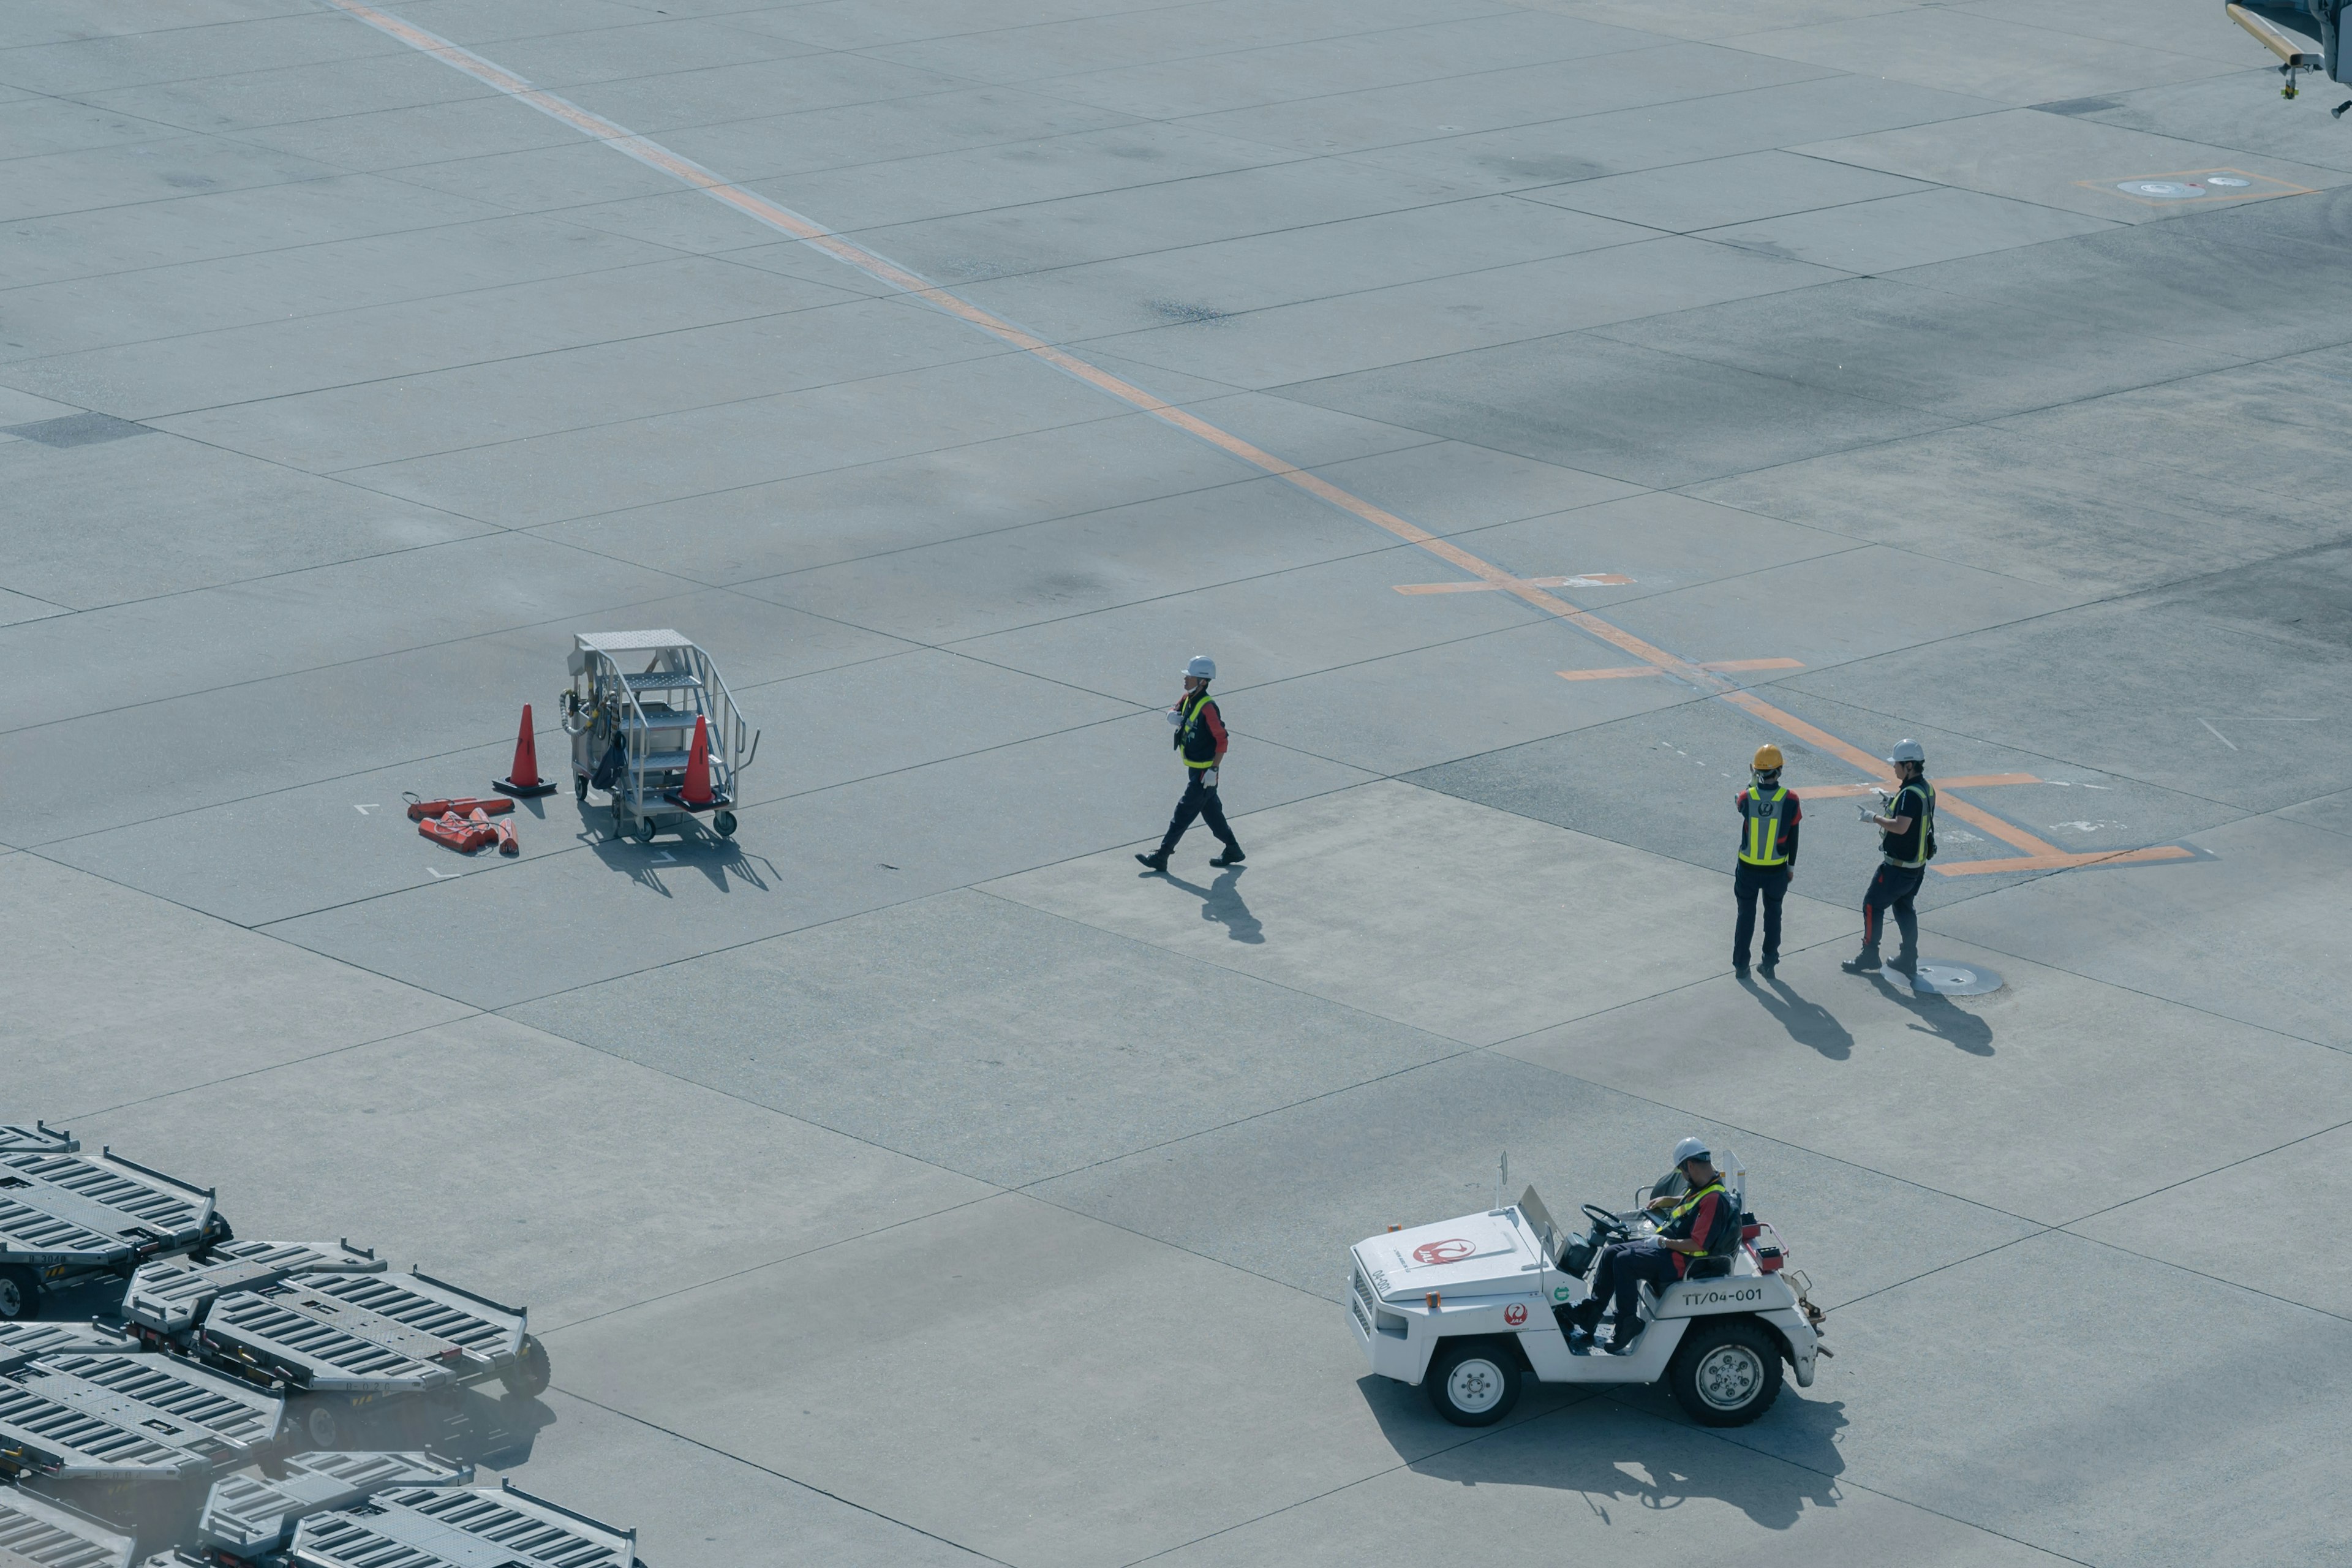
[1886,781,1935,867]
[1181,692,1216,769]
[1668,1180,1726,1224]
[1738,786,1790,866]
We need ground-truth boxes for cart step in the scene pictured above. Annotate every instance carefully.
[621,671,703,691]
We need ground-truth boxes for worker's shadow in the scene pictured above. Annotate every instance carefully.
[1157,864,1262,944]
[1739,973,1853,1061]
[1361,1376,1847,1530]
[1877,976,1994,1057]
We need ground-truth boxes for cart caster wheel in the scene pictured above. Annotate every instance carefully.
[303,1402,344,1448]
[502,1334,552,1400]
[575,775,587,802]
[631,819,658,845]
[0,1265,39,1321]
[712,810,737,839]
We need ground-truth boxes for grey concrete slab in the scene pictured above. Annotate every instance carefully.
[1180,45,1830,159]
[548,1193,1483,1568]
[0,385,85,425]
[1698,186,2120,274]
[1277,328,1947,488]
[2071,1123,2352,1317]
[530,410,1265,584]
[0,96,192,159]
[80,48,505,136]
[1521,148,1931,232]
[0,853,469,1118]
[1096,236,1844,390]
[0,172,508,290]
[0,10,408,97]
[510,887,1461,1186]
[1597,271,2246,425]
[1501,937,2352,1223]
[260,715,1373,1009]
[433,14,826,89]
[483,1390,988,1568]
[652,83,1140,183]
[958,196,1657,343]
[0,586,69,628]
[1034,1049,2036,1307]
[1927,813,2352,1050]
[2272,785,2352,839]
[80,1011,993,1327]
[1794,109,2351,225]
[2026,69,2352,177]
[737,472,1411,644]
[1447,489,1866,603]
[1737,6,2237,105]
[340,352,1125,527]
[1781,1232,2352,1567]
[1148,1395,2063,1567]
[559,50,972,138]
[947,544,1541,703]
[989,780,1853,1044]
[0,431,491,610]
[0,135,348,227]
[0,0,326,51]
[1777,544,2352,815]
[1311,439,1643,535]
[153,296,1001,472]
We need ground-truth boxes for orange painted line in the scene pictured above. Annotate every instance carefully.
[1396,573,1633,594]
[1558,666,1665,681]
[1935,845,2195,876]
[325,0,2192,883]
[1936,794,2063,857]
[1559,655,1804,681]
[1702,657,1804,673]
[1796,774,2041,799]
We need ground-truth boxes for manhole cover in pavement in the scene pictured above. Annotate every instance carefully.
[1904,960,2002,997]
[2117,179,2198,198]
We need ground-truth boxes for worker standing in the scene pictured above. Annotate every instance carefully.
[1844,739,1936,979]
[1136,655,1244,872]
[1732,745,1800,980]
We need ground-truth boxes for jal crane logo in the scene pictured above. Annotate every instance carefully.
[1503,1303,1528,1326]
[1411,1237,1476,1265]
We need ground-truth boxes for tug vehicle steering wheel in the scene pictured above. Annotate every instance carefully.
[1581,1204,1630,1238]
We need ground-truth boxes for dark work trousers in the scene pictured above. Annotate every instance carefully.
[1159,771,1239,857]
[1589,1240,1680,1333]
[1732,862,1790,968]
[1861,862,1926,960]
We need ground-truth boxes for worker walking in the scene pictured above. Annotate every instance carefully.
[1732,745,1800,980]
[1136,655,1243,872]
[1844,739,1936,979]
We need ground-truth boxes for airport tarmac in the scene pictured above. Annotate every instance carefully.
[5,0,2350,1562]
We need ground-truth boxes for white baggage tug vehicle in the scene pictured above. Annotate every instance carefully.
[1347,1155,1828,1427]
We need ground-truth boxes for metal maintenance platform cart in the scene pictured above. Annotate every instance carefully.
[561,631,758,843]
[0,1127,231,1322]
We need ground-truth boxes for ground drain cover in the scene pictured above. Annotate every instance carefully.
[1903,960,2002,996]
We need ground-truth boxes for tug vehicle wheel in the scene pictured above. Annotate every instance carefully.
[0,1265,39,1321]
[1668,1318,1783,1427]
[1426,1338,1521,1427]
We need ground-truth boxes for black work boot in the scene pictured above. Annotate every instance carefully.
[1210,846,1245,867]
[1841,949,1883,974]
[1887,952,1918,979]
[1606,1321,1645,1355]
[1134,850,1170,872]
[1758,959,1777,979]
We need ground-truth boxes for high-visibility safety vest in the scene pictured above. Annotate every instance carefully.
[1177,691,1219,770]
[1738,786,1793,867]
[1659,1178,1738,1258]
[1883,780,1937,868]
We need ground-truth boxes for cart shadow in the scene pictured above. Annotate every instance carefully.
[1360,1376,1847,1530]
[577,818,778,896]
[1154,864,1262,944]
[1739,974,1854,1060]
[316,1384,554,1469]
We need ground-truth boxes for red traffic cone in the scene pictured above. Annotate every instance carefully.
[495,704,558,798]
[674,714,715,810]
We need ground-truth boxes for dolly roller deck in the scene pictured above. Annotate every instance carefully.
[0,1349,282,1482]
[290,1479,636,1568]
[197,1451,470,1558]
[0,1144,230,1314]
[0,1485,135,1568]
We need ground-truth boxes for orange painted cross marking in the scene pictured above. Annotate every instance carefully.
[1559,658,1803,681]
[1395,573,1632,595]
[1795,774,2041,799]
[326,0,2198,883]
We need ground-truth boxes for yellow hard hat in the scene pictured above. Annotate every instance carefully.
[1752,744,1784,771]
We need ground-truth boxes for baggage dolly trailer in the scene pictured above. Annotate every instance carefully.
[0,1344,284,1487]
[0,1137,232,1321]
[142,1451,639,1568]
[562,630,758,843]
[0,1484,137,1568]
[123,1242,550,1450]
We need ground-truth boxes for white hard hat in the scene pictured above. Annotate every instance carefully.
[1887,738,1926,764]
[1671,1136,1709,1166]
[1183,654,1216,680]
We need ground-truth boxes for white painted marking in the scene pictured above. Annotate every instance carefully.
[427,866,461,879]
[649,850,677,864]
[2049,821,2127,833]
[354,804,378,814]
[2199,719,2237,751]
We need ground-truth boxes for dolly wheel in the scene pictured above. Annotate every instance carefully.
[304,1402,344,1448]
[1425,1338,1521,1427]
[575,775,588,802]
[713,810,737,839]
[1669,1318,1784,1427]
[0,1265,39,1321]
[502,1335,552,1400]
